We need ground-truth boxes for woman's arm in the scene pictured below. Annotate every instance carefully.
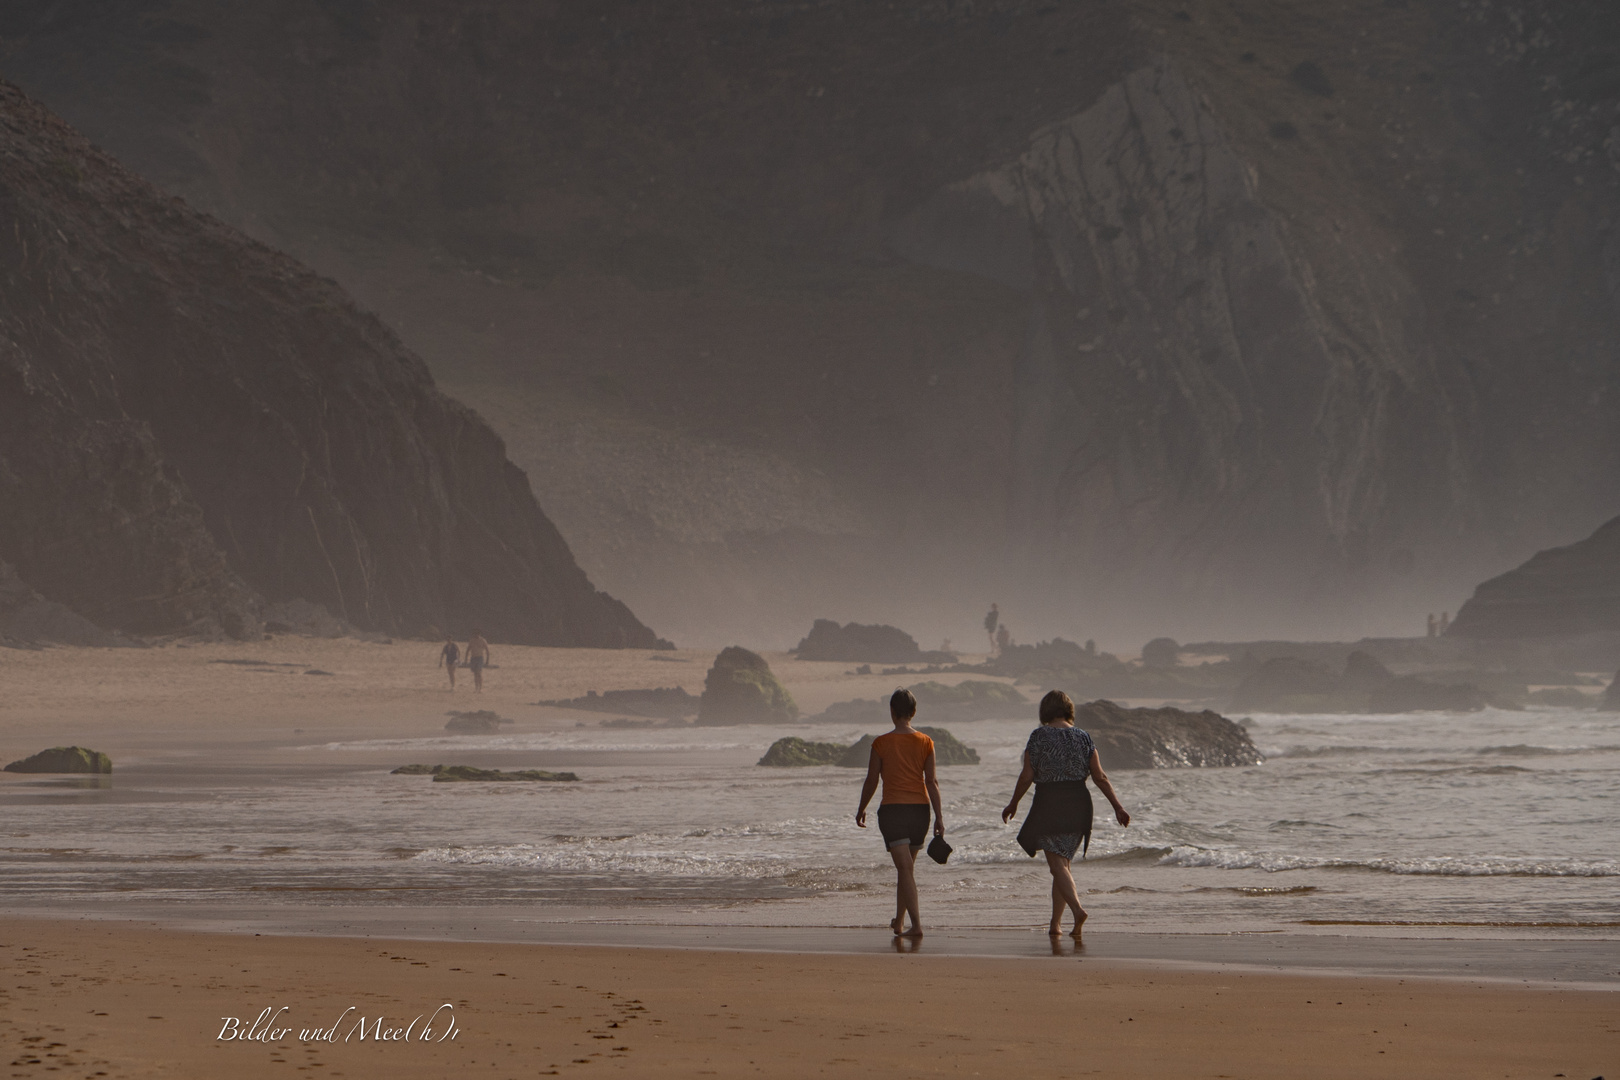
[855,745,882,827]
[1001,751,1035,824]
[923,749,943,836]
[1088,750,1130,826]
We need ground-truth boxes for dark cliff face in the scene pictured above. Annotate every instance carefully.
[6,1,1619,644]
[0,81,662,646]
[1449,515,1620,638]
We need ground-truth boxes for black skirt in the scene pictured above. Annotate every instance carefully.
[1016,780,1093,860]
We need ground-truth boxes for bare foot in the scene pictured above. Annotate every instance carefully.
[1048,924,1062,936]
[890,918,904,936]
[901,926,924,939]
[1071,909,1088,940]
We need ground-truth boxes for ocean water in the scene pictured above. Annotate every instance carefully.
[2,708,1617,938]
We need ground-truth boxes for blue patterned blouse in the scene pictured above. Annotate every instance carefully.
[1024,724,1095,783]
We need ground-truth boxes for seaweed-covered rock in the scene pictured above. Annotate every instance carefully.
[812,680,1027,724]
[792,620,955,664]
[1077,701,1262,769]
[757,737,849,767]
[4,746,112,773]
[444,709,512,733]
[392,764,578,781]
[834,726,980,768]
[697,646,797,725]
[537,687,698,719]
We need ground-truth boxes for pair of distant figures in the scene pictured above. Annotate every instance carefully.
[1427,612,1451,637]
[438,631,491,692]
[984,603,1011,656]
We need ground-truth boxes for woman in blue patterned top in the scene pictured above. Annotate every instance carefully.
[1001,690,1130,938]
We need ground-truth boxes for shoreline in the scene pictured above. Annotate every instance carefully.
[5,906,1617,989]
[4,916,1616,1080]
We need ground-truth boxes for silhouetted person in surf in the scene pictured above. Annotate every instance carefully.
[467,629,490,693]
[438,635,461,689]
[984,604,1000,652]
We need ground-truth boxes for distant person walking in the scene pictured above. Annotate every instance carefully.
[1427,613,1437,638]
[1439,611,1451,635]
[855,688,944,939]
[984,603,1000,652]
[467,629,490,693]
[438,635,461,689]
[1001,690,1130,939]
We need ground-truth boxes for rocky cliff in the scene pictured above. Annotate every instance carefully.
[7,2,1619,644]
[1448,514,1620,638]
[0,81,661,645]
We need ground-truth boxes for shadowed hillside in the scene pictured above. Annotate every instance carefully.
[5,0,1618,645]
[0,80,663,646]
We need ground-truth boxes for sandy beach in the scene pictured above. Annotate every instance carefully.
[3,639,1618,1078]
[3,917,1616,1079]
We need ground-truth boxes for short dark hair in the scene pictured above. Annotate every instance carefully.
[1039,689,1075,725]
[890,687,918,719]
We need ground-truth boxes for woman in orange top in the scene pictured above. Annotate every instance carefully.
[855,688,944,938]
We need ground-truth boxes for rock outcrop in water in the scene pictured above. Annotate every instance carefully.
[1448,515,1620,639]
[811,680,1028,724]
[1077,701,1261,770]
[0,81,663,647]
[792,620,955,664]
[697,647,797,726]
[758,726,980,767]
[536,687,699,721]
[391,764,577,782]
[1231,654,1488,714]
[443,710,513,734]
[4,746,112,773]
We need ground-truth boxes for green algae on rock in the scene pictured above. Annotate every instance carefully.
[697,646,797,725]
[4,746,112,773]
[758,726,980,768]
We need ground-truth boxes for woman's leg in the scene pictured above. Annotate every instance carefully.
[889,844,922,936]
[1044,850,1087,938]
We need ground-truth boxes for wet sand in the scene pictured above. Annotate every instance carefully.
[3,917,1615,1079]
[0,638,981,752]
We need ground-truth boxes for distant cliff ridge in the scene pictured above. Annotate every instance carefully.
[7,2,1619,643]
[1449,515,1620,639]
[0,81,662,646]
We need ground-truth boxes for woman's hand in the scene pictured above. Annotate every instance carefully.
[934,820,945,837]
[1001,801,1019,824]
[1114,805,1131,827]
[855,809,867,828]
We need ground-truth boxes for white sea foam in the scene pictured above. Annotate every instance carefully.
[1158,846,1620,877]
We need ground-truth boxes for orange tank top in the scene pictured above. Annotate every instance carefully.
[873,729,934,805]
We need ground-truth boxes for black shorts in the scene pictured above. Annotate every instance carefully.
[877,803,931,849]
[469,656,486,673]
